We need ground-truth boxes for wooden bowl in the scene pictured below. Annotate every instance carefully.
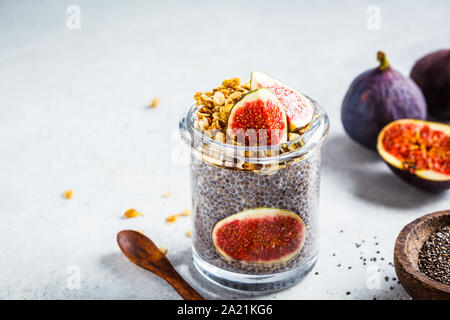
[394,209,450,300]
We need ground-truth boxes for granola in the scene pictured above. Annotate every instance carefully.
[165,214,179,223]
[150,97,160,108]
[192,74,314,151]
[165,209,191,224]
[124,208,143,218]
[181,209,191,216]
[193,77,250,140]
[63,190,73,199]
[161,192,171,199]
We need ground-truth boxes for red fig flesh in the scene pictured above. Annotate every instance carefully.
[227,88,287,146]
[212,208,307,265]
[377,119,450,192]
[250,71,314,131]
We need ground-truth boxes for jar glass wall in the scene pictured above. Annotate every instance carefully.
[179,98,329,292]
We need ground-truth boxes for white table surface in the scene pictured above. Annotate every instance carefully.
[0,0,449,300]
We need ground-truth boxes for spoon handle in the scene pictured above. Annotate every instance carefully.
[116,230,205,300]
[165,269,205,300]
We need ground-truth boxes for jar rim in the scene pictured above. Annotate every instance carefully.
[179,96,330,164]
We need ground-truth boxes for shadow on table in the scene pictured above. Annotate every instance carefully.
[100,252,177,299]
[100,249,264,300]
[322,135,448,209]
[170,248,266,300]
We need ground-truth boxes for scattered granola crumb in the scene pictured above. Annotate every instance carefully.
[165,209,190,224]
[124,208,143,218]
[63,190,73,199]
[150,98,160,108]
[162,192,172,199]
[165,214,179,223]
[136,230,145,234]
[159,246,168,255]
[186,230,192,238]
[181,209,191,216]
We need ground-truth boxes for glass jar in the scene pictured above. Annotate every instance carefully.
[179,98,329,292]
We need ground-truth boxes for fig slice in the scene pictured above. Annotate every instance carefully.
[227,88,287,146]
[377,119,450,192]
[250,71,314,131]
[212,208,307,265]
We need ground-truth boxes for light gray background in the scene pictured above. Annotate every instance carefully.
[0,0,449,300]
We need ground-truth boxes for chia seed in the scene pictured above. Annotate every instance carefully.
[191,149,321,275]
[418,225,450,285]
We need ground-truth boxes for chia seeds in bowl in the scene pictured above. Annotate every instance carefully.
[419,225,450,286]
[179,75,329,292]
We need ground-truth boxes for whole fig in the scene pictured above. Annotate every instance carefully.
[341,51,427,150]
[411,49,450,120]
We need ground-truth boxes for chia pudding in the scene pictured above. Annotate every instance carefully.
[180,73,329,291]
[191,149,321,275]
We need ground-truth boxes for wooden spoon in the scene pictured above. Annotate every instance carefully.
[117,230,205,300]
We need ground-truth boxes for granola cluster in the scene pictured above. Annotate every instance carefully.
[194,77,250,142]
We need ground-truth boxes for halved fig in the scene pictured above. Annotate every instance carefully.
[377,119,450,192]
[227,88,287,146]
[250,71,314,131]
[212,208,307,265]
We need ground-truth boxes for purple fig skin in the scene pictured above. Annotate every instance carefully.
[410,49,450,120]
[385,163,450,193]
[341,52,427,150]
